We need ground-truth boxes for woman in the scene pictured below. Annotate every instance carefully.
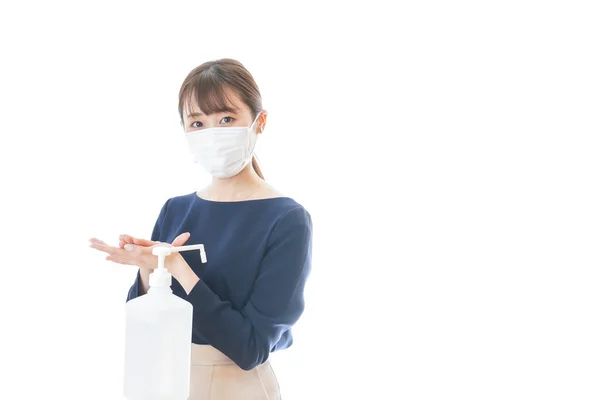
[89,59,313,399]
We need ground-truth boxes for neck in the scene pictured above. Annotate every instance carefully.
[208,164,265,201]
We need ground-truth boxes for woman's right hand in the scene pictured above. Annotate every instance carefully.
[119,234,191,250]
[119,234,156,250]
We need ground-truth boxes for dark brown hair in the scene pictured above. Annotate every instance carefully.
[178,59,265,179]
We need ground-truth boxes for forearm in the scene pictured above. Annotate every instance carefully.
[126,268,151,302]
[139,268,151,295]
[185,279,272,370]
[171,256,200,295]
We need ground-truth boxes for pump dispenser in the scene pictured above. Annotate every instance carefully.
[123,243,207,400]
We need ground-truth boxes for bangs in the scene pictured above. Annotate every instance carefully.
[180,72,240,118]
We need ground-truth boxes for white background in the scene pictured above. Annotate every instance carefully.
[0,1,598,399]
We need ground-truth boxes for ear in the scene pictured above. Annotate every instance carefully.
[257,110,268,134]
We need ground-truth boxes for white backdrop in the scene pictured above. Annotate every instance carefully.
[0,1,599,399]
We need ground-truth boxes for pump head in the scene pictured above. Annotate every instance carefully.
[149,244,207,288]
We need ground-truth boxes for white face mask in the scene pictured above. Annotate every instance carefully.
[185,113,261,178]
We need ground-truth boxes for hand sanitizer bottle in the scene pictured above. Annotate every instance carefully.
[123,244,207,400]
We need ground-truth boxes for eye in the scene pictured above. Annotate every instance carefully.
[191,121,202,128]
[220,116,234,124]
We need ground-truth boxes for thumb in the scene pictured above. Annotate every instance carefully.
[172,232,191,247]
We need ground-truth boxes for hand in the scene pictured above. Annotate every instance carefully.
[89,232,191,271]
[118,234,160,250]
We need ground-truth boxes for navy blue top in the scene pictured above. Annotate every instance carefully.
[126,192,313,370]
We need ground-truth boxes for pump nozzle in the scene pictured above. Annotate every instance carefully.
[149,244,207,288]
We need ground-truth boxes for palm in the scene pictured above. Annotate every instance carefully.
[89,232,191,270]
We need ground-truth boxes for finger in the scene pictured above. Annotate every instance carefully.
[171,232,191,246]
[121,245,160,269]
[90,242,130,258]
[125,243,159,258]
[106,254,137,266]
[133,237,156,247]
[119,234,135,248]
[89,238,108,245]
[123,243,152,253]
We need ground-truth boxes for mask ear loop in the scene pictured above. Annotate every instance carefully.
[249,112,264,179]
[250,111,262,132]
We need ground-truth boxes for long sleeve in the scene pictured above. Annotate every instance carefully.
[126,198,170,302]
[185,206,313,370]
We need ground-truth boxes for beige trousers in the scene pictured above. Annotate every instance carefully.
[189,344,281,400]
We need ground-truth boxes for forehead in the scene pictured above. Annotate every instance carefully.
[183,87,249,118]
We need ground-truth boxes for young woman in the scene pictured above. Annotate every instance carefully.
[89,59,313,399]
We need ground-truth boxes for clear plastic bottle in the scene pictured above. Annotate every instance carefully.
[123,244,207,400]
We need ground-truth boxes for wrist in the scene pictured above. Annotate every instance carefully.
[167,254,187,280]
[169,255,200,294]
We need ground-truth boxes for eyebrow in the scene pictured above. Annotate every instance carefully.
[186,109,240,120]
